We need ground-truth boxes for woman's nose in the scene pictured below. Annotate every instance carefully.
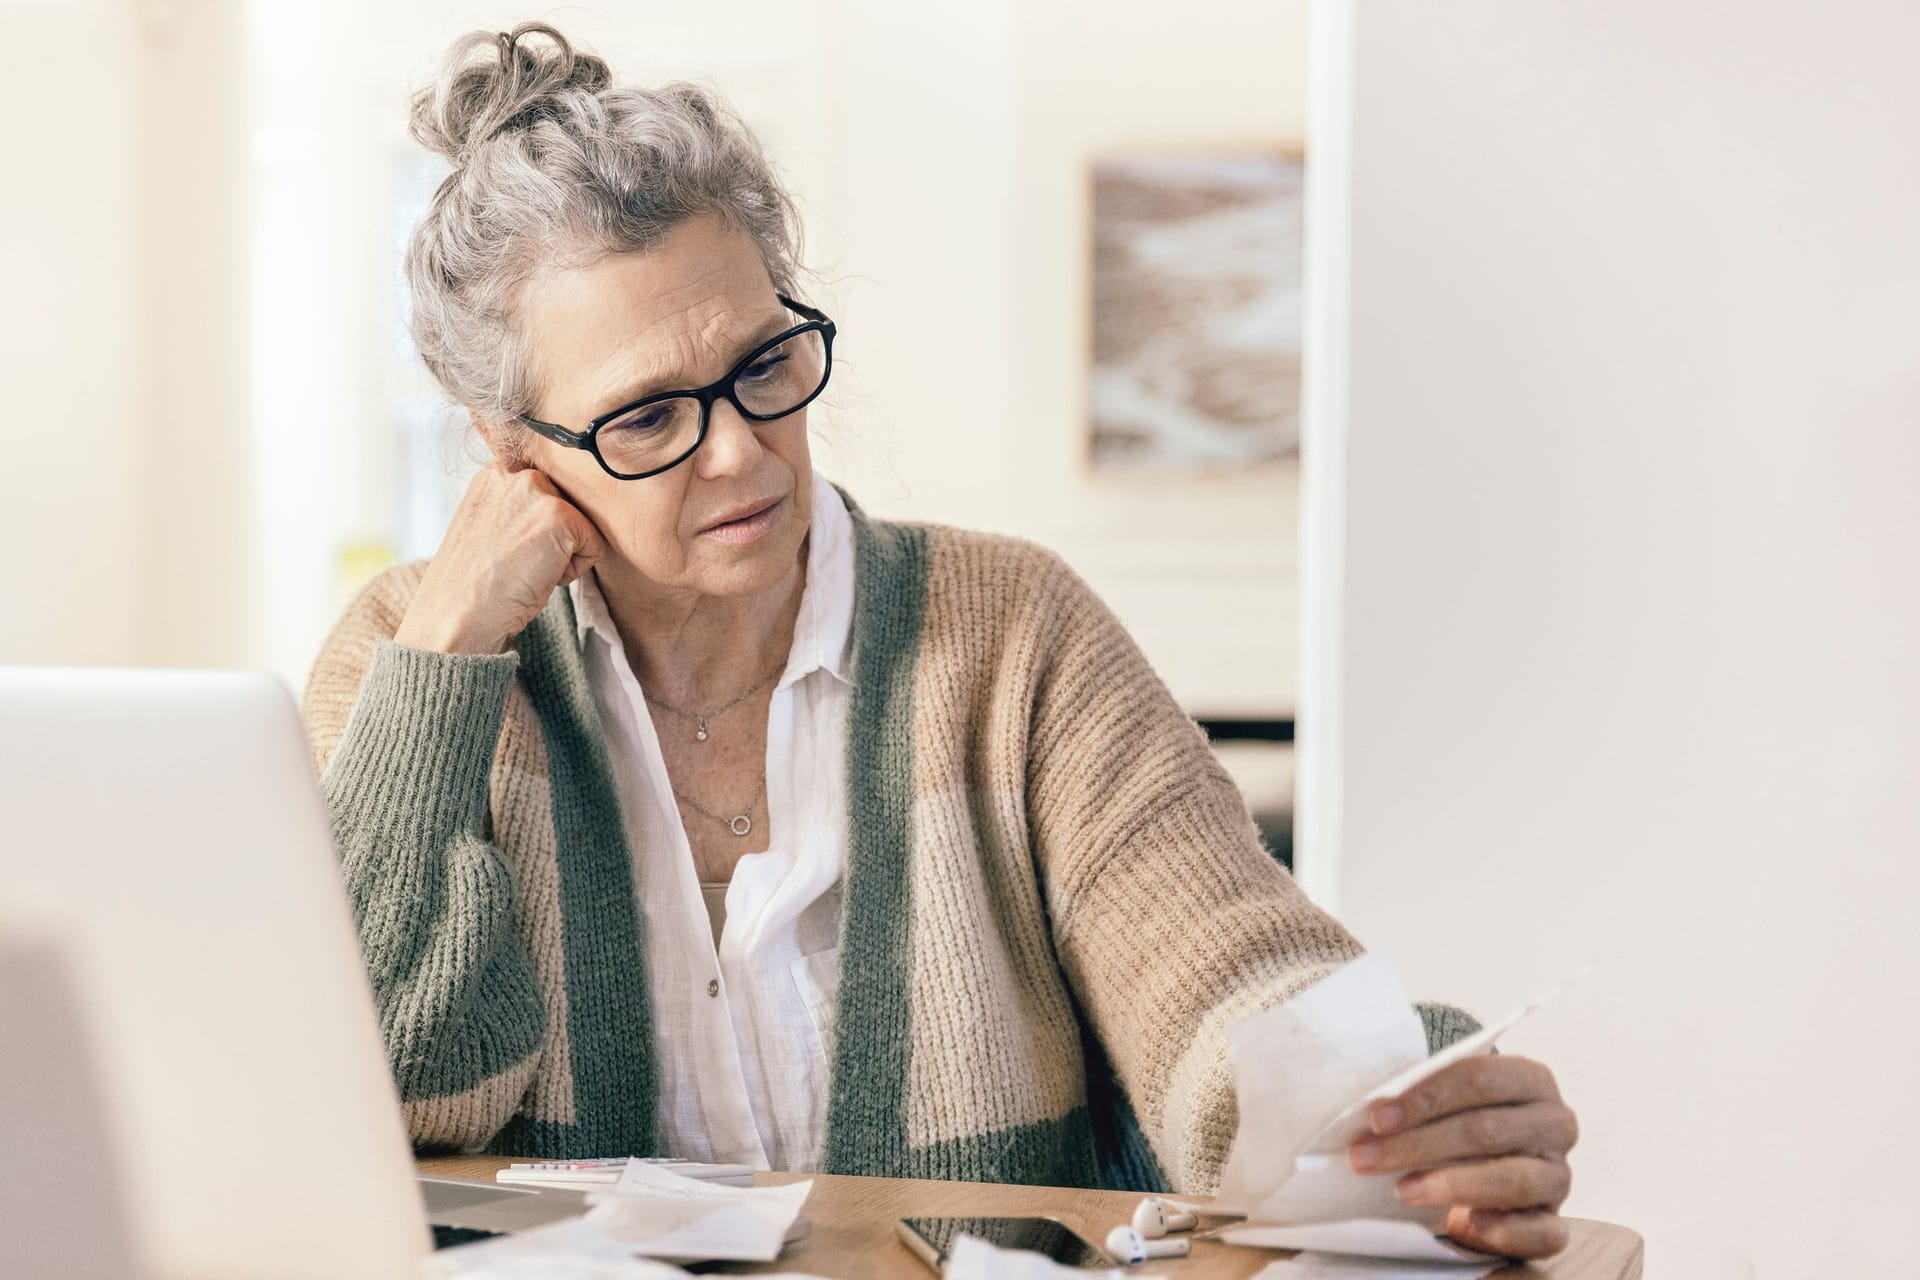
[695,399,765,477]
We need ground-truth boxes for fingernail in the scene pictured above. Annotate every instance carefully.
[1349,1139,1380,1172]
[1397,1173,1429,1204]
[1371,1102,1404,1134]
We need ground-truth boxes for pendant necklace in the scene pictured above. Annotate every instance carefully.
[671,773,768,838]
[642,658,786,744]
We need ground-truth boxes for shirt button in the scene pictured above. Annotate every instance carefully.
[706,979,720,998]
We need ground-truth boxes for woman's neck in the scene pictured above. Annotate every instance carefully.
[590,542,808,708]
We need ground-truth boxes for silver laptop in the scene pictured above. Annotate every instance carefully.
[0,668,587,1278]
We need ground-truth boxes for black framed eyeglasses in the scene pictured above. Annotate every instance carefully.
[516,295,836,481]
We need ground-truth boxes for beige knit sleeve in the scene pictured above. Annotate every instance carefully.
[1022,551,1366,1195]
[304,564,425,773]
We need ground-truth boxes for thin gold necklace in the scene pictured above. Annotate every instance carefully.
[641,657,785,743]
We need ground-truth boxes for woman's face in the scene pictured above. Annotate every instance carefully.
[510,213,815,600]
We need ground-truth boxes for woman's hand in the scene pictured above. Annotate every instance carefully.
[394,462,607,656]
[1348,1055,1578,1259]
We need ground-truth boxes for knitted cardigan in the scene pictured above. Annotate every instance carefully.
[303,498,1476,1194]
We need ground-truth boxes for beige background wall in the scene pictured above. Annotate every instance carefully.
[5,0,145,665]
[2,0,254,667]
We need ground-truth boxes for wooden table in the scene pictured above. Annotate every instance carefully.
[419,1156,1642,1278]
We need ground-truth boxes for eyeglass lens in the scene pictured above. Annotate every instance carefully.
[595,327,828,476]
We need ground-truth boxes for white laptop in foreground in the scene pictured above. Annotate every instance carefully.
[0,668,590,1280]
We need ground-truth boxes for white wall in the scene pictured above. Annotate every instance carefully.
[1330,2,1920,1275]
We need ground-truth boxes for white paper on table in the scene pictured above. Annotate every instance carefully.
[1221,1218,1490,1263]
[582,1161,813,1263]
[1251,1249,1502,1280]
[1211,955,1576,1265]
[945,1233,1123,1280]
[418,1217,696,1278]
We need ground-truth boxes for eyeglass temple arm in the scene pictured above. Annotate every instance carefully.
[778,294,831,326]
[516,415,588,447]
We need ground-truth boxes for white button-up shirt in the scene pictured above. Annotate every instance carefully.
[569,473,854,1172]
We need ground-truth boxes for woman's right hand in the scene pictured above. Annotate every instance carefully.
[394,462,607,656]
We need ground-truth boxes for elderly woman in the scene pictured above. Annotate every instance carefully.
[304,23,1578,1259]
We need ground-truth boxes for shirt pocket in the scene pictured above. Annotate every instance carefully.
[789,946,842,1055]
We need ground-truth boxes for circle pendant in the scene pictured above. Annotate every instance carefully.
[729,815,752,837]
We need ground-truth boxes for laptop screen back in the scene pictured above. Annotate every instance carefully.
[0,669,429,1279]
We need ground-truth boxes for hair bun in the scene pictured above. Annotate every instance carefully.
[410,22,612,165]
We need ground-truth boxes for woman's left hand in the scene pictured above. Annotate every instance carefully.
[1347,1055,1579,1259]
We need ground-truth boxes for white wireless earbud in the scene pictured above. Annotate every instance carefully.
[1105,1225,1192,1264]
[1131,1197,1198,1238]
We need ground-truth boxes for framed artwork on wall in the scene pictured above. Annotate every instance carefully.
[1088,149,1305,472]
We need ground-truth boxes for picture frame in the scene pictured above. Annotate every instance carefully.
[1087,147,1306,474]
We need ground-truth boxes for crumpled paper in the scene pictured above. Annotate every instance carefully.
[1211,954,1565,1264]
[583,1160,812,1263]
[424,1162,817,1275]
[420,1218,693,1278]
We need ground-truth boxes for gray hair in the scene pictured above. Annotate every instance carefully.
[405,22,806,440]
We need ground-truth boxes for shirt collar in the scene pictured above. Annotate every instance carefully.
[568,471,855,689]
[570,557,613,650]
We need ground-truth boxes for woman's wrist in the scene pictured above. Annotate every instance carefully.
[393,602,507,656]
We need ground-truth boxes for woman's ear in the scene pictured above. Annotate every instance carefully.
[468,409,525,468]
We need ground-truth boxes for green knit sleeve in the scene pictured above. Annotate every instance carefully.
[1416,1002,1483,1053]
[320,641,546,1142]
